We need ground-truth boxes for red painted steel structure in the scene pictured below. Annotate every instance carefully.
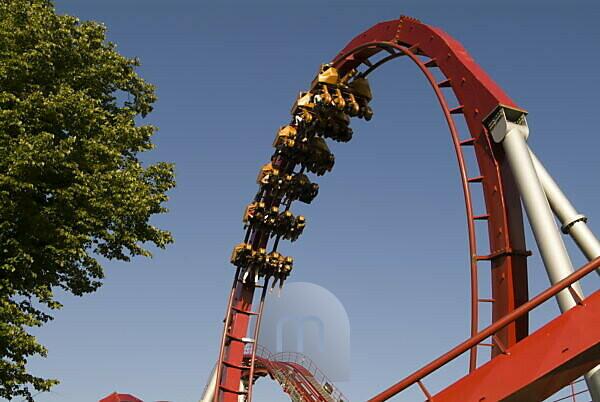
[369,256,600,400]
[433,291,600,402]
[251,349,348,401]
[99,393,143,402]
[244,259,600,402]
[256,357,325,401]
[254,345,348,401]
[214,16,597,402]
[330,17,530,369]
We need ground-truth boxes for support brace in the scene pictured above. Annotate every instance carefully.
[528,149,600,277]
[200,364,217,402]
[488,107,583,308]
[527,148,600,399]
[487,106,600,400]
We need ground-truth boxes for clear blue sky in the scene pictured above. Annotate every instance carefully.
[16,1,600,401]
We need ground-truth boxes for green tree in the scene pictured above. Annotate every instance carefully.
[0,1,175,399]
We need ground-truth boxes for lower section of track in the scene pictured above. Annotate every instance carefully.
[251,347,347,402]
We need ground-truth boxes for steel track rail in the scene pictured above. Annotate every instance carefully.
[214,16,535,401]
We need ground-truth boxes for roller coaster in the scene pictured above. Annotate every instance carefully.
[202,16,600,401]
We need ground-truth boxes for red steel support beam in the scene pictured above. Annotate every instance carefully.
[216,17,598,402]
[333,16,529,362]
[433,290,600,402]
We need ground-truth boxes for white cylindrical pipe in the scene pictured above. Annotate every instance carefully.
[529,150,600,270]
[200,364,217,402]
[502,129,583,309]
[528,149,600,399]
[569,223,600,265]
[528,151,580,224]
[238,380,246,402]
[587,366,600,402]
[503,129,600,401]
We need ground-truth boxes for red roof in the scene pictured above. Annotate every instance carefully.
[99,392,143,402]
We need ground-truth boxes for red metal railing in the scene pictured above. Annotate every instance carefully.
[369,256,600,401]
[271,351,347,402]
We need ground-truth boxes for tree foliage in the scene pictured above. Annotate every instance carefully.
[0,1,175,399]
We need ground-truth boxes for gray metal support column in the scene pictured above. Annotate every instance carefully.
[528,149,600,398]
[200,364,217,402]
[489,107,599,401]
[529,150,600,276]
[498,124,583,308]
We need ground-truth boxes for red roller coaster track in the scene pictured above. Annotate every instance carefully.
[210,16,600,401]
[250,345,348,402]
